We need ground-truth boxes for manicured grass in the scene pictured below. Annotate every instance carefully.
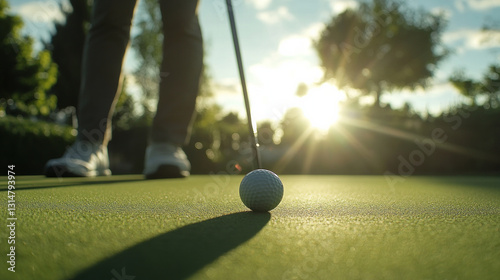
[1,175,499,280]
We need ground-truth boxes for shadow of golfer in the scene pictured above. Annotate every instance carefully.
[0,176,145,192]
[70,211,271,280]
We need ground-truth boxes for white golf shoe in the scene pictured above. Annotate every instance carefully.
[45,141,111,177]
[143,143,191,179]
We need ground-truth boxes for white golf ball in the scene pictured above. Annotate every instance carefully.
[239,169,284,212]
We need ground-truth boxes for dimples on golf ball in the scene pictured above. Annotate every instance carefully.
[239,169,284,212]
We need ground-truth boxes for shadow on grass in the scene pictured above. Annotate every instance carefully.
[0,175,145,192]
[70,211,271,280]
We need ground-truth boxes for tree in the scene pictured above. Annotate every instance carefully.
[481,18,500,48]
[279,108,311,145]
[46,0,91,109]
[450,64,500,108]
[0,0,57,116]
[315,0,449,107]
[112,76,138,129]
[47,0,139,128]
[257,121,276,146]
[449,71,481,106]
[131,0,162,120]
[450,21,500,109]
[132,0,213,118]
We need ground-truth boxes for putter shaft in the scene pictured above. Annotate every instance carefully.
[226,0,262,169]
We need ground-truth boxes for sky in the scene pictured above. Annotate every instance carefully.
[9,0,500,127]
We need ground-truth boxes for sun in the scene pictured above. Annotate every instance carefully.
[301,84,344,132]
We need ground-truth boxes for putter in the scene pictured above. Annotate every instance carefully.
[226,0,262,170]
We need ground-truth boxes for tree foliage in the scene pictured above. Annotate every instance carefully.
[45,0,138,129]
[0,0,57,116]
[315,0,449,106]
[131,0,163,119]
[112,76,138,129]
[132,0,213,116]
[450,64,500,108]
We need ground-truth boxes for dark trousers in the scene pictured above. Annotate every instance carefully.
[77,0,203,146]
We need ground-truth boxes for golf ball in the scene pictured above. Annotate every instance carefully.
[239,169,284,212]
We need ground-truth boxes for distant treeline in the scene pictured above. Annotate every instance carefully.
[2,104,499,176]
[110,104,500,176]
[261,105,500,176]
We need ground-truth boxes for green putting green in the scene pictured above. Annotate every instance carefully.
[1,175,499,280]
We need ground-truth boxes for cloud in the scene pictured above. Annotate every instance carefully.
[277,23,324,57]
[455,0,466,11]
[304,22,325,40]
[246,0,272,10]
[466,0,500,10]
[246,58,324,121]
[249,56,323,91]
[240,22,330,121]
[278,35,311,56]
[330,0,358,15]
[430,7,453,20]
[454,0,500,11]
[13,0,66,24]
[257,6,293,24]
[444,29,500,50]
[211,78,248,118]
[214,79,240,95]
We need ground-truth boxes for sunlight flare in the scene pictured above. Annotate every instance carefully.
[301,84,344,132]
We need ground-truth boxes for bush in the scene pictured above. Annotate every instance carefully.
[0,115,75,175]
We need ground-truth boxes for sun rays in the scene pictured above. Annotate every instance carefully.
[300,83,344,133]
[270,103,499,174]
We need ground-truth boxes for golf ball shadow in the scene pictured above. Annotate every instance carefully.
[69,212,270,280]
[239,169,284,212]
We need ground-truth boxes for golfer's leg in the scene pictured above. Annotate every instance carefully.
[151,0,203,145]
[77,0,138,146]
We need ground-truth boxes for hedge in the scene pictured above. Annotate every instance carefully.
[0,115,75,175]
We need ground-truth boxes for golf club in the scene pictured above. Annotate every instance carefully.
[226,0,262,170]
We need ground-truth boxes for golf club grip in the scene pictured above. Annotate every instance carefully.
[226,0,262,170]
